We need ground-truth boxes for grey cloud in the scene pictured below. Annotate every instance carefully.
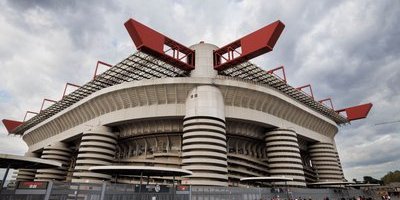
[6,0,74,11]
[5,0,119,48]
[293,1,400,103]
[339,133,400,168]
[289,1,400,180]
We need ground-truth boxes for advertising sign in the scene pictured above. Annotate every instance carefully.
[17,181,48,190]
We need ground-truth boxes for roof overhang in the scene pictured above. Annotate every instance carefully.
[307,181,354,187]
[0,153,62,169]
[89,166,192,177]
[240,176,294,183]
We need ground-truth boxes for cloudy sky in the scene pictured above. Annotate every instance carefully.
[0,0,399,181]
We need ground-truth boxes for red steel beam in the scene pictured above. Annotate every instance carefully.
[296,84,314,99]
[336,103,373,121]
[267,66,287,83]
[40,98,57,112]
[319,98,334,110]
[124,18,195,71]
[62,83,80,99]
[214,20,285,71]
[93,61,112,79]
[2,119,23,133]
[23,111,38,122]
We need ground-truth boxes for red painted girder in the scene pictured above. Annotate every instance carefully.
[214,20,285,71]
[2,119,23,133]
[336,103,373,121]
[124,18,195,71]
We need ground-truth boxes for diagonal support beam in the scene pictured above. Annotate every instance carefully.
[93,61,113,79]
[319,98,334,110]
[40,98,57,112]
[124,18,195,71]
[23,111,38,122]
[62,83,80,99]
[336,103,373,121]
[214,20,285,71]
[267,66,287,83]
[297,84,314,99]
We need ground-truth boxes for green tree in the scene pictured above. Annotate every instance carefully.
[363,176,382,184]
[381,170,400,185]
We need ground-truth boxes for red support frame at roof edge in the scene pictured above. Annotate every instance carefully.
[319,98,334,110]
[124,18,195,71]
[23,111,38,122]
[40,98,57,112]
[2,119,23,134]
[93,61,112,79]
[267,66,287,83]
[62,83,81,99]
[214,20,285,71]
[296,84,314,100]
[336,103,373,121]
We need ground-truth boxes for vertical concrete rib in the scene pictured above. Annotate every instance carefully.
[16,152,39,181]
[265,129,306,187]
[308,142,344,182]
[72,126,116,183]
[35,142,72,181]
[182,85,228,186]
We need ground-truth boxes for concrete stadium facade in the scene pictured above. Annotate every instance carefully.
[14,42,347,187]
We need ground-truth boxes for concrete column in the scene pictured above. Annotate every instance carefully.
[72,126,116,184]
[35,142,72,181]
[16,152,39,181]
[265,129,306,187]
[189,42,218,78]
[182,85,228,186]
[181,42,228,186]
[308,141,344,182]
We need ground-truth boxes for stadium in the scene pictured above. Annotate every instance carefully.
[2,18,372,190]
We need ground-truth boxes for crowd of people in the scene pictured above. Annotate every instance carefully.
[266,195,387,200]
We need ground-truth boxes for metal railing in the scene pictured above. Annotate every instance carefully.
[0,181,378,200]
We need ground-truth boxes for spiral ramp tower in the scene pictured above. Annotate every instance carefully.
[308,142,344,182]
[72,126,116,183]
[16,152,39,181]
[181,43,228,186]
[35,142,72,181]
[16,169,37,182]
[182,86,228,186]
[265,129,306,187]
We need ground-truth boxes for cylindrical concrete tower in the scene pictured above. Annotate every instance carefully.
[189,42,218,78]
[308,142,344,182]
[182,42,228,186]
[16,152,39,181]
[35,142,72,181]
[265,129,306,187]
[72,126,116,183]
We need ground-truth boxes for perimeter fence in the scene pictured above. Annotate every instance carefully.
[0,181,378,200]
